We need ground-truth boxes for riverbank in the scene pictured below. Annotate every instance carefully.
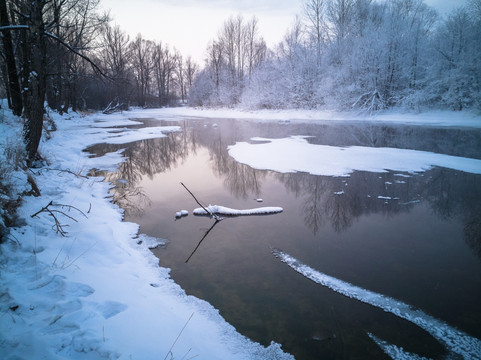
[0,108,293,359]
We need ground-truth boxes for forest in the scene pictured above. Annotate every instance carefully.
[191,0,481,112]
[0,0,480,163]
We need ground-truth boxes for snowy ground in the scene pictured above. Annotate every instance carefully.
[1,106,480,360]
[0,108,292,360]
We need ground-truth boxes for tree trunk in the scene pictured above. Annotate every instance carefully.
[0,0,23,116]
[22,1,47,165]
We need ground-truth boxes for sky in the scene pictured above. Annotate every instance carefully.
[99,0,468,65]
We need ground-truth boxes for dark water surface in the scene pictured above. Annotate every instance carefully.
[87,117,481,360]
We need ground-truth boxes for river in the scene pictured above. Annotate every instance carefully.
[87,115,481,360]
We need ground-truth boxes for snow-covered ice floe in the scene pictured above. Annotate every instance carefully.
[228,136,481,176]
[193,205,283,216]
[272,249,481,360]
[103,126,181,144]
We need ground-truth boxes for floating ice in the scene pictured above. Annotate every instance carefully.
[136,234,168,249]
[103,126,181,144]
[228,136,481,176]
[367,333,432,360]
[193,205,283,216]
[272,249,481,360]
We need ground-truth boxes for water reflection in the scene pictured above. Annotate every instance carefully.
[86,117,481,359]
[87,118,481,258]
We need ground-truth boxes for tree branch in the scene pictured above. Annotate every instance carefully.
[44,31,111,80]
[180,182,221,221]
[0,25,111,80]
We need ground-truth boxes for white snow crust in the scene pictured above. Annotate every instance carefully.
[228,136,481,176]
[193,205,283,216]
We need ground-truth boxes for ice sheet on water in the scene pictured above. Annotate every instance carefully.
[272,249,481,360]
[103,126,181,144]
[228,137,481,176]
[136,233,168,249]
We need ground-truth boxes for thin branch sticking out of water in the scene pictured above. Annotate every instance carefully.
[180,182,222,221]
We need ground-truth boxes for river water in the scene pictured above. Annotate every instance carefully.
[87,116,481,360]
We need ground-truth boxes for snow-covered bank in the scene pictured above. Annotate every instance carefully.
[120,106,481,128]
[0,110,293,359]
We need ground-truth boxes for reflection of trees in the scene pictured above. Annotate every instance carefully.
[87,124,197,216]
[424,170,481,259]
[86,118,481,259]
[195,122,267,199]
[279,171,420,234]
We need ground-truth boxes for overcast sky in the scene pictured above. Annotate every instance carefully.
[99,0,468,65]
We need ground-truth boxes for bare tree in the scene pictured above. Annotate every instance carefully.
[0,0,22,115]
[99,23,131,107]
[184,55,198,93]
[304,0,326,67]
[130,34,154,107]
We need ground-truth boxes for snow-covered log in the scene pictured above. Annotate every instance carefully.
[193,205,283,216]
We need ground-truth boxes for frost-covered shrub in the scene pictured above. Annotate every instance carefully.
[0,109,28,241]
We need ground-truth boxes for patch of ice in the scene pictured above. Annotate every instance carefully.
[103,126,180,144]
[272,249,481,360]
[368,333,432,360]
[136,234,168,249]
[228,137,481,176]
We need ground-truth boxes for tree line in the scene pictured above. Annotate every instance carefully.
[190,0,481,113]
[0,0,197,164]
[1,0,480,165]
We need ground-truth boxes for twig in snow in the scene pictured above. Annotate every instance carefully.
[163,312,195,360]
[30,201,88,237]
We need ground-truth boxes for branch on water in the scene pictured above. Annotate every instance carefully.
[180,182,222,221]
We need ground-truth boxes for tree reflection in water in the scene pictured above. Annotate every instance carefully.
[86,118,481,260]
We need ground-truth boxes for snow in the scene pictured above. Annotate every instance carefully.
[0,108,293,360]
[228,136,481,177]
[1,105,481,360]
[102,126,180,145]
[119,107,481,128]
[193,205,283,216]
[272,249,481,360]
[175,210,189,218]
[367,334,431,360]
